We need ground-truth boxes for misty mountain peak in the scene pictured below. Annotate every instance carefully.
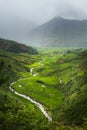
[28,17,87,47]
[56,16,64,20]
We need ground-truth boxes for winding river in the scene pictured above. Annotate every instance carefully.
[9,67,52,122]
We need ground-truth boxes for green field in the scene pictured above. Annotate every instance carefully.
[0,48,87,130]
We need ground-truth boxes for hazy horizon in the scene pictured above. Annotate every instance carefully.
[0,0,87,44]
[0,0,87,24]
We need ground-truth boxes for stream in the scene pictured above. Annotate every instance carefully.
[9,67,52,122]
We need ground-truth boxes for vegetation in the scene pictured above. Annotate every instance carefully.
[0,46,87,130]
[0,38,37,54]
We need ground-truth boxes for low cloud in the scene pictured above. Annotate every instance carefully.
[0,0,87,24]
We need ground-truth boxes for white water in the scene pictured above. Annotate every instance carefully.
[30,68,34,73]
[9,67,52,122]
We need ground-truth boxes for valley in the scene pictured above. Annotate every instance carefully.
[0,1,87,130]
[0,48,87,130]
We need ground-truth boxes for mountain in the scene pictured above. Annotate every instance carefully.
[0,16,37,43]
[0,38,37,54]
[28,17,87,47]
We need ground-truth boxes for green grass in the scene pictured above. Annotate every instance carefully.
[12,76,63,112]
[0,48,87,130]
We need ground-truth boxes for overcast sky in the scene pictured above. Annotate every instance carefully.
[0,0,87,24]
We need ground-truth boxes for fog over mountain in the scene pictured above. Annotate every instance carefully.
[28,17,87,47]
[0,16,37,43]
[0,0,87,46]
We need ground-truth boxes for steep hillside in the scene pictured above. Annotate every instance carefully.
[0,38,37,54]
[54,49,87,126]
[29,17,87,47]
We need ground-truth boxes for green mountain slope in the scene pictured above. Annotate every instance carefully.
[0,38,37,54]
[55,50,87,126]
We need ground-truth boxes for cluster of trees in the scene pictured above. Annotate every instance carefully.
[0,61,8,84]
[0,94,51,130]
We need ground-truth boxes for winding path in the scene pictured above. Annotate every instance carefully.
[9,67,52,122]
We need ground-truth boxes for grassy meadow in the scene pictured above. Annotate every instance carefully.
[0,48,87,130]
